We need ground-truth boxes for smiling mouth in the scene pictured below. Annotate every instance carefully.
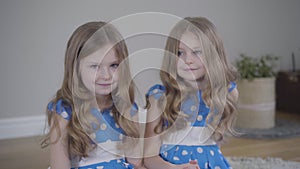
[184,68,198,71]
[96,83,111,87]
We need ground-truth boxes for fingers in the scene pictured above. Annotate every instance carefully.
[182,162,199,169]
[189,160,197,165]
[189,160,200,169]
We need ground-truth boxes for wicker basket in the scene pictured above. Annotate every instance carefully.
[235,77,276,129]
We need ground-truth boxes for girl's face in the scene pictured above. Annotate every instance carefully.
[177,32,206,83]
[80,44,119,98]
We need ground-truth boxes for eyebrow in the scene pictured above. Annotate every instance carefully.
[86,59,120,64]
[86,61,100,65]
[110,59,120,63]
[178,47,202,51]
[192,48,202,50]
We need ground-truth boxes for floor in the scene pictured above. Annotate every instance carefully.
[0,136,49,169]
[223,111,300,162]
[0,112,299,169]
[222,136,300,162]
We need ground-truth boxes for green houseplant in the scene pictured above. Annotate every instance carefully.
[236,54,279,80]
[235,54,279,129]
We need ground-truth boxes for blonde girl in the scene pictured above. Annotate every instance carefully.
[41,21,143,169]
[144,17,239,169]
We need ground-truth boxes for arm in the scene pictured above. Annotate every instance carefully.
[143,97,198,169]
[125,111,146,168]
[126,158,145,169]
[229,87,239,103]
[228,82,239,103]
[125,124,145,168]
[143,96,174,169]
[49,114,71,169]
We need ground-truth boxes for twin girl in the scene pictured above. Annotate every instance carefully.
[42,17,238,169]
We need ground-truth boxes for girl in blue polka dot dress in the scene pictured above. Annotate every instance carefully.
[143,17,239,169]
[41,21,144,169]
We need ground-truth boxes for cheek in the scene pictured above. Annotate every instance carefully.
[194,57,205,69]
[111,69,119,82]
[176,58,185,68]
[199,56,205,66]
[81,69,96,86]
[200,61,207,72]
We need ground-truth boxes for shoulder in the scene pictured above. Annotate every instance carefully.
[146,85,166,117]
[228,82,238,102]
[146,84,166,100]
[228,81,237,93]
[129,102,139,117]
[47,99,72,121]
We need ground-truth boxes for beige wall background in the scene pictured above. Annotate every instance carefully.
[0,0,299,121]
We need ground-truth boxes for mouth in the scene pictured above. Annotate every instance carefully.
[184,68,199,71]
[96,83,111,87]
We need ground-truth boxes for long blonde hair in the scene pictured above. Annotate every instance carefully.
[41,21,138,158]
[154,17,238,142]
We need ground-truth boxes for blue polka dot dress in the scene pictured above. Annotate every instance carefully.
[47,100,137,169]
[146,82,236,169]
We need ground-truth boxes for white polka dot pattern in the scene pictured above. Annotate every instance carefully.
[153,89,159,94]
[61,111,69,119]
[100,123,107,130]
[182,150,188,155]
[205,162,208,168]
[90,133,96,140]
[190,105,197,111]
[159,145,232,168]
[197,147,203,153]
[173,156,180,160]
[197,115,203,121]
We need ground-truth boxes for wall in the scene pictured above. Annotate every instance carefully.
[0,0,299,139]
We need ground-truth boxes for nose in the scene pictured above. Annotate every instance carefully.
[184,53,194,65]
[97,67,111,80]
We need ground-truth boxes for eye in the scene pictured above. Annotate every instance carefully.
[193,50,202,56]
[177,50,184,57]
[90,64,100,69]
[110,63,119,69]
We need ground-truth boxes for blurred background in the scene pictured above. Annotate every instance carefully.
[0,0,299,168]
[1,0,299,124]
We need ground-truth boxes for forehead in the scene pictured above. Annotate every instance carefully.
[82,44,118,63]
[179,32,202,49]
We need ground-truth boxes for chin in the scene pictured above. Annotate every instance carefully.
[183,76,200,81]
[95,90,112,96]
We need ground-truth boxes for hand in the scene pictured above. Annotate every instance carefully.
[136,166,148,169]
[181,160,200,169]
[176,161,200,169]
[133,163,148,169]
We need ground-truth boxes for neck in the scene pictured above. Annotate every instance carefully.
[186,76,207,90]
[196,76,207,90]
[96,95,113,110]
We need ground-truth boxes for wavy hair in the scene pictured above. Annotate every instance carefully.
[41,21,138,158]
[149,17,238,142]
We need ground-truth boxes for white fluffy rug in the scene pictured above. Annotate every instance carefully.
[227,157,300,169]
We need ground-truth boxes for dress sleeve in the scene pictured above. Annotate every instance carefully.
[130,102,139,117]
[47,99,72,120]
[228,82,237,93]
[146,84,166,100]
